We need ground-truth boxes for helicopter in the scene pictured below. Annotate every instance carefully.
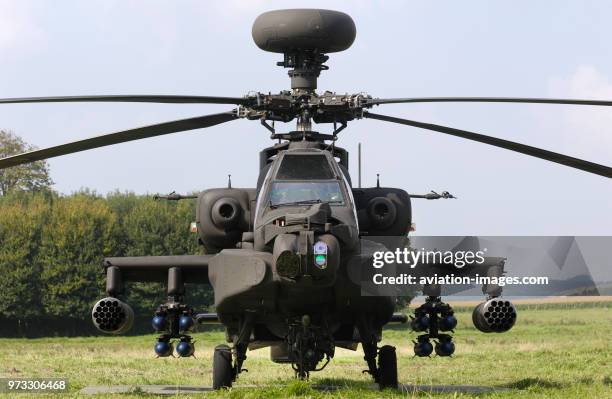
[0,9,610,391]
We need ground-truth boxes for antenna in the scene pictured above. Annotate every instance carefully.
[227,174,232,189]
[358,142,362,188]
[376,173,380,188]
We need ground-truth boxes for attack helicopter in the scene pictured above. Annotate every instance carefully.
[0,9,610,391]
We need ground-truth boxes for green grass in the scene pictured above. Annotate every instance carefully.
[1,302,611,398]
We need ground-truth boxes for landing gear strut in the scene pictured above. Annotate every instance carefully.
[358,319,398,390]
[212,312,255,390]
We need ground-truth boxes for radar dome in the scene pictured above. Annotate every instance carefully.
[252,9,356,54]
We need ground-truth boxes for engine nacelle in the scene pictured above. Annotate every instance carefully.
[472,298,517,333]
[196,188,255,252]
[92,297,134,334]
[353,187,412,236]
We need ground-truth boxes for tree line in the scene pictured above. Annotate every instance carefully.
[0,130,213,336]
[0,190,213,336]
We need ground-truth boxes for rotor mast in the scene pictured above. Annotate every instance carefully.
[276,51,328,132]
[277,51,330,92]
[277,51,327,131]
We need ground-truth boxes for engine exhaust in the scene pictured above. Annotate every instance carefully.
[472,298,516,333]
[91,297,134,334]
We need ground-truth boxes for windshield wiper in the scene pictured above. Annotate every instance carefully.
[270,199,342,209]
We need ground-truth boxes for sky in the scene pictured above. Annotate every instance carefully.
[0,0,610,235]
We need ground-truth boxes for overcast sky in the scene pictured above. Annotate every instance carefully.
[0,0,610,235]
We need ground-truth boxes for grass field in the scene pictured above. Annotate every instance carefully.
[1,300,611,398]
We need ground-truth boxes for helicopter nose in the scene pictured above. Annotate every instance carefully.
[272,233,339,284]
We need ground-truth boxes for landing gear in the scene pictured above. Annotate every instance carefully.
[211,341,251,390]
[358,319,398,390]
[377,345,398,389]
[212,345,233,389]
[212,312,254,390]
[360,340,399,390]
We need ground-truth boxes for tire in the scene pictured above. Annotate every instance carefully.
[377,345,398,390]
[212,344,233,390]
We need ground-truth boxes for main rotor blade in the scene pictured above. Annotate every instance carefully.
[0,111,237,170]
[367,97,612,107]
[0,95,250,105]
[363,112,612,178]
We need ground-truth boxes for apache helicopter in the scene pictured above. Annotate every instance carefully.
[1,9,611,390]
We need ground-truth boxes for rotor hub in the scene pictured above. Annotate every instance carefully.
[237,90,371,141]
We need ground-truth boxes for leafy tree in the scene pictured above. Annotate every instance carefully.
[38,194,117,318]
[0,130,53,195]
[121,197,207,314]
[0,190,214,335]
[0,194,49,318]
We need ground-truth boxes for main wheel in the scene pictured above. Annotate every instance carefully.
[377,345,398,390]
[212,344,233,390]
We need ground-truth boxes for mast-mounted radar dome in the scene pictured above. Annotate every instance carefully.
[252,9,356,54]
[252,9,356,91]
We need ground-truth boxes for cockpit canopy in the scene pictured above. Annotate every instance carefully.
[276,154,335,180]
[268,153,345,207]
[269,181,345,207]
[251,149,360,251]
[253,150,357,226]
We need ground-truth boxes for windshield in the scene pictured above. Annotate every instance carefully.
[269,181,345,207]
[276,154,334,180]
